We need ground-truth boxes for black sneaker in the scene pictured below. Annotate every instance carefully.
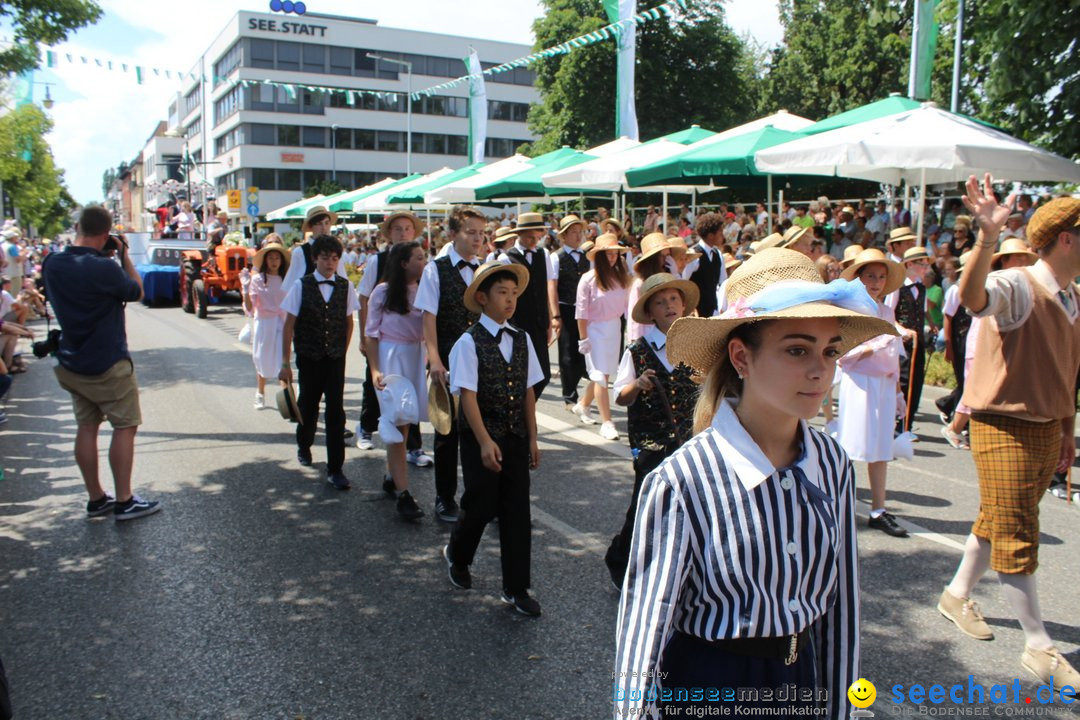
[114,495,161,522]
[501,590,542,617]
[327,470,351,490]
[396,491,424,521]
[382,475,396,498]
[297,449,313,467]
[868,511,908,537]
[435,496,459,523]
[343,428,354,440]
[604,546,624,592]
[443,544,472,589]
[86,493,115,517]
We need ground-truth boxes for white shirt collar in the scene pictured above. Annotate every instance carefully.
[514,241,537,256]
[695,239,714,257]
[644,325,667,351]
[313,270,335,282]
[479,313,512,337]
[1030,258,1070,298]
[447,246,478,268]
[709,399,822,493]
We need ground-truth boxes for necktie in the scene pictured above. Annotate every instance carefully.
[456,259,478,271]
[1059,290,1075,317]
[778,463,835,530]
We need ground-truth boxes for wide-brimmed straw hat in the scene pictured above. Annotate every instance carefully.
[722,252,742,273]
[302,205,338,232]
[586,233,629,261]
[515,212,548,232]
[992,238,1038,267]
[887,227,918,246]
[901,246,931,264]
[428,378,455,435]
[579,240,595,255]
[463,261,530,314]
[601,217,625,236]
[840,244,864,268]
[631,272,699,324]
[668,252,897,374]
[724,248,820,304]
[841,248,906,295]
[556,215,587,235]
[253,241,290,273]
[492,226,518,246]
[779,225,810,249]
[666,236,700,261]
[277,384,303,424]
[380,210,423,239]
[755,232,785,251]
[637,233,672,263]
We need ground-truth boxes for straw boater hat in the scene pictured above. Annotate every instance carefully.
[276,384,303,424]
[463,260,531,314]
[631,272,699,324]
[556,214,587,235]
[722,252,742,273]
[778,225,810,249]
[886,227,918,247]
[841,248,906,295]
[840,244,864,269]
[428,378,454,436]
[302,205,338,233]
[637,233,672,263]
[1026,196,1080,250]
[492,225,518,247]
[579,240,595,255]
[901,246,931,264]
[755,232,785,251]
[601,217,625,237]
[992,238,1038,267]
[586,233,630,262]
[380,210,423,239]
[253,240,290,273]
[666,236,700,262]
[515,212,548,232]
[667,251,898,373]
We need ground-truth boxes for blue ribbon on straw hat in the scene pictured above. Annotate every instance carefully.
[723,279,879,320]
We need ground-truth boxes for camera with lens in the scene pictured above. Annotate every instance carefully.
[32,329,62,359]
[103,233,125,254]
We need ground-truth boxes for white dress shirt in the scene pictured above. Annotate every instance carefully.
[613,326,673,395]
[549,246,587,281]
[280,270,360,317]
[415,246,479,316]
[282,242,348,297]
[448,313,544,395]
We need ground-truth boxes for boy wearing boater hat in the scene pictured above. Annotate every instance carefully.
[497,212,553,399]
[282,205,348,295]
[443,261,544,617]
[604,273,699,591]
[548,215,593,413]
[889,244,932,434]
[485,225,516,263]
[936,179,1080,690]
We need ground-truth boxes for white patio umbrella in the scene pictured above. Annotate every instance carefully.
[754,102,1080,242]
[266,194,323,221]
[351,168,454,212]
[424,155,533,204]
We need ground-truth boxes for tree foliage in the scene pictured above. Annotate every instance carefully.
[0,0,103,75]
[304,179,345,198]
[0,104,76,236]
[524,0,763,155]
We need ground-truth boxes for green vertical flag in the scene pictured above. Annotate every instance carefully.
[13,70,34,107]
[909,0,939,100]
[603,0,639,140]
[464,49,488,163]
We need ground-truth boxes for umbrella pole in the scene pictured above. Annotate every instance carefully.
[579,193,584,214]
[904,182,911,225]
[917,167,927,247]
[767,175,774,234]
[692,188,697,220]
[662,192,669,235]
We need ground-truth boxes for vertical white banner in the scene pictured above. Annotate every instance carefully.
[465,49,488,163]
[604,0,639,140]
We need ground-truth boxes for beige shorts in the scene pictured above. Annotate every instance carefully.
[54,359,143,428]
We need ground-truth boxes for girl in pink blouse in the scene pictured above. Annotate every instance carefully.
[247,239,288,409]
[366,241,427,521]
[576,233,631,441]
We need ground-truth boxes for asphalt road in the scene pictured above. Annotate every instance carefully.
[1,299,1078,720]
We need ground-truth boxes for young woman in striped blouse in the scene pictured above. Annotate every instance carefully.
[614,249,897,720]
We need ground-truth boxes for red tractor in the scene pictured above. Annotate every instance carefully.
[179,244,255,318]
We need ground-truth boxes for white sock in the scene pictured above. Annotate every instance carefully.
[870,508,886,518]
[998,572,1053,651]
[947,533,991,599]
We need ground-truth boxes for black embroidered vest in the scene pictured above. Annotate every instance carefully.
[300,242,314,276]
[434,255,479,364]
[557,248,590,307]
[626,338,698,452]
[505,246,549,335]
[375,249,390,284]
[293,275,350,360]
[690,247,721,317]
[463,324,529,440]
[950,296,972,353]
[895,282,926,332]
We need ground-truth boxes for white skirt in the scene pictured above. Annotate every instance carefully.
[836,370,894,463]
[377,339,428,423]
[586,317,622,382]
[252,315,284,379]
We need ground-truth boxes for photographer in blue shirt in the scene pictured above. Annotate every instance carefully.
[43,206,160,521]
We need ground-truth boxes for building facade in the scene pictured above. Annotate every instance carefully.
[171,10,539,216]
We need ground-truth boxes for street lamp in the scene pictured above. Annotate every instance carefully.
[366,53,412,175]
[163,128,193,201]
[33,81,55,109]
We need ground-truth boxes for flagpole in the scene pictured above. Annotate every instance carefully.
[951,0,965,112]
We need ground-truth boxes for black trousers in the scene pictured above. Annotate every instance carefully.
[937,333,968,418]
[898,336,926,431]
[449,430,531,594]
[557,303,587,405]
[606,448,670,582]
[296,354,346,473]
[360,361,421,450]
[523,325,550,402]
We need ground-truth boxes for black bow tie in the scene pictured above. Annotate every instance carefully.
[456,259,478,270]
[317,279,336,286]
[494,327,517,342]
[650,341,665,352]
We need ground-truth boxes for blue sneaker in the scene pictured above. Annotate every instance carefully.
[327,470,351,490]
[113,495,161,522]
[86,493,115,517]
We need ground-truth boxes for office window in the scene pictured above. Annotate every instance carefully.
[277,42,300,71]
[355,129,375,150]
[251,168,277,190]
[302,44,325,73]
[333,126,352,149]
[513,68,535,86]
[304,170,326,189]
[447,135,467,156]
[249,83,275,112]
[302,91,324,115]
[213,41,242,86]
[429,56,450,77]
[277,125,299,146]
[513,103,529,122]
[249,123,275,145]
[279,169,302,191]
[302,126,325,147]
[376,94,403,113]
[423,134,446,155]
[276,85,299,113]
[329,46,352,76]
[250,39,275,69]
[377,130,402,152]
[213,85,243,125]
[354,49,376,77]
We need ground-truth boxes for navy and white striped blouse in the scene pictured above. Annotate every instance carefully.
[614,399,859,719]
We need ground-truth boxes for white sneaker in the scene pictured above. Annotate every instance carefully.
[253,392,265,409]
[407,449,433,467]
[600,421,619,441]
[572,403,597,425]
[356,431,375,450]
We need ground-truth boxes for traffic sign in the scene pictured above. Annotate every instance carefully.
[247,203,260,217]
[227,189,242,211]
[247,186,260,204]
